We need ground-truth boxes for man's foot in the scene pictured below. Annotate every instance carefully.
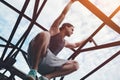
[24,69,37,80]
[39,76,49,80]
[25,75,35,80]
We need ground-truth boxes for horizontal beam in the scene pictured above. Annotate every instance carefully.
[80,41,120,52]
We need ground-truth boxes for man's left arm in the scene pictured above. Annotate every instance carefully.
[65,39,86,48]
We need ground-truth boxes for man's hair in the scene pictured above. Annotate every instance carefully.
[60,23,74,31]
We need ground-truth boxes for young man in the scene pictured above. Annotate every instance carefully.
[26,0,85,80]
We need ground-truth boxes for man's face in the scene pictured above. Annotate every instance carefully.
[65,26,74,37]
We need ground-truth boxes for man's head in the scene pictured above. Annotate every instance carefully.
[60,23,74,37]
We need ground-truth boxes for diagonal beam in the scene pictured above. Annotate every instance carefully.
[0,0,47,31]
[5,0,47,60]
[68,6,120,60]
[1,0,30,60]
[32,0,40,18]
[78,0,120,34]
[0,36,29,65]
[80,50,120,80]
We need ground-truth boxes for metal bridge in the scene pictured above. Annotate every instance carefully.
[0,0,120,80]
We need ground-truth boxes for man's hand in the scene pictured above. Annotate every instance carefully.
[71,0,78,2]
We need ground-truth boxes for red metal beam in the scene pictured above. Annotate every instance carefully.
[68,5,120,60]
[78,0,120,34]
[80,41,120,52]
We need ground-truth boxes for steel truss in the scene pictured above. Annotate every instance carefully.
[0,0,120,80]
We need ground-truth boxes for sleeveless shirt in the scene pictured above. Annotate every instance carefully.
[49,33,65,55]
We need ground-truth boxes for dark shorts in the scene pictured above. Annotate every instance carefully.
[27,41,67,75]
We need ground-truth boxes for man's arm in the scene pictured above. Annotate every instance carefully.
[49,0,77,36]
[65,39,86,48]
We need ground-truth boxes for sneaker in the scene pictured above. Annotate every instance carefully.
[39,76,49,80]
[24,69,37,80]
[24,75,35,80]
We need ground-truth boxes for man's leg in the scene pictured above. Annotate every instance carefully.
[31,31,50,70]
[26,31,50,80]
[43,60,79,80]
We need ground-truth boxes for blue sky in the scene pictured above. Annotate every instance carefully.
[0,0,120,80]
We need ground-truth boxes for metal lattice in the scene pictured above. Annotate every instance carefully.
[0,0,120,80]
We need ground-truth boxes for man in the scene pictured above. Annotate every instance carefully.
[26,0,85,80]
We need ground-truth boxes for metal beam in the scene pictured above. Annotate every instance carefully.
[0,0,47,31]
[4,0,47,60]
[0,59,27,79]
[0,36,29,66]
[78,0,120,34]
[80,50,120,80]
[68,6,120,60]
[80,41,120,52]
[1,0,30,60]
[60,5,120,80]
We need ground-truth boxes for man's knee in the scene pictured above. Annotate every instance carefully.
[39,31,50,39]
[69,61,79,71]
[35,31,50,42]
[66,60,79,71]
[73,61,79,71]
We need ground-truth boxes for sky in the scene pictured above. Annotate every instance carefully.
[0,0,120,80]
